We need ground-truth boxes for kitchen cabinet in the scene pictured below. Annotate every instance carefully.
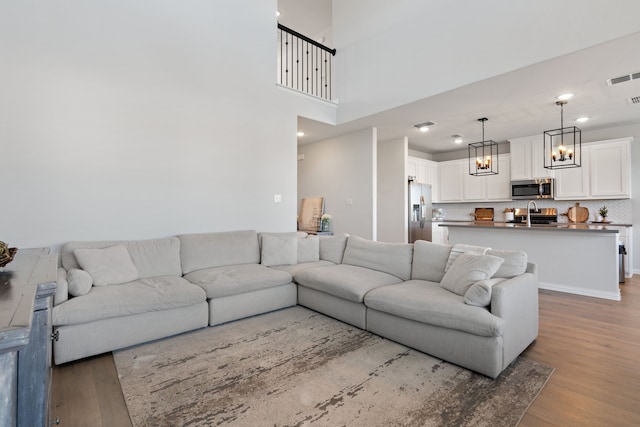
[407,156,439,201]
[509,135,554,180]
[589,140,630,198]
[555,138,631,200]
[486,155,511,200]
[463,155,511,201]
[406,157,419,181]
[440,155,510,202]
[555,148,590,199]
[432,223,448,245]
[438,160,465,202]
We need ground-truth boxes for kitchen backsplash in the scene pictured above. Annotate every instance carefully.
[433,199,632,223]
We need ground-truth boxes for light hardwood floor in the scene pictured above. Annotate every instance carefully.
[51,275,640,426]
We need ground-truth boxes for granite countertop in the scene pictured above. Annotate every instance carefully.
[436,221,630,233]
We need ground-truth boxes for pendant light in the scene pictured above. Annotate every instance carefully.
[468,118,498,176]
[544,100,581,169]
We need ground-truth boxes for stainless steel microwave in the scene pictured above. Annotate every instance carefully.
[511,178,554,200]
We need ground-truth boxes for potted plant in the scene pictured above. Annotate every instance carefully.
[598,206,609,222]
[321,214,331,232]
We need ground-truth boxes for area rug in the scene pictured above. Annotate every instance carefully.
[114,306,553,427]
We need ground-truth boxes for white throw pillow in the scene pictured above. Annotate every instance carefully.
[67,268,93,297]
[260,235,298,267]
[74,245,139,286]
[464,278,507,306]
[445,244,490,272]
[440,253,504,296]
[487,249,528,278]
[298,235,320,263]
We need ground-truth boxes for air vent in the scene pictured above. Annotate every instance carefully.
[627,96,640,105]
[607,71,640,86]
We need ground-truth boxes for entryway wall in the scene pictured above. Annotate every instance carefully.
[297,128,378,240]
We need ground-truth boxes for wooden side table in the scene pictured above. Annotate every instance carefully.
[0,248,57,427]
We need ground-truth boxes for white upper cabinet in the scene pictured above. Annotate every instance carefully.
[439,155,511,203]
[589,140,630,198]
[407,156,439,201]
[554,146,590,199]
[555,138,631,200]
[463,166,486,201]
[509,135,554,180]
[438,160,465,202]
[406,157,418,181]
[485,155,511,200]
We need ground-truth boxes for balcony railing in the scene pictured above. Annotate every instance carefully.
[277,24,336,101]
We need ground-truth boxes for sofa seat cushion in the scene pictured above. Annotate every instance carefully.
[269,260,335,276]
[52,276,206,327]
[364,280,504,337]
[294,264,403,303]
[183,264,292,299]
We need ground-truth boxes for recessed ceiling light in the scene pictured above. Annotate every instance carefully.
[451,134,463,144]
[296,131,304,137]
[413,121,437,132]
[575,117,589,123]
[276,10,281,17]
[556,93,574,101]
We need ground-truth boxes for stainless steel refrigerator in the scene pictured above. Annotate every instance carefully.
[408,180,432,243]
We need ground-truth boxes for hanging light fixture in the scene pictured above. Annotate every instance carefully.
[544,100,581,169]
[468,118,498,176]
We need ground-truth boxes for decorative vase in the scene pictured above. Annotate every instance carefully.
[321,219,330,232]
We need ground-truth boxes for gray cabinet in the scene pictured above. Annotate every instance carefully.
[0,249,57,427]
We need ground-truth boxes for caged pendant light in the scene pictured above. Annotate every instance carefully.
[544,100,581,169]
[468,118,498,176]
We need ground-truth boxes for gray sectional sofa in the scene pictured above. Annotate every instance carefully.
[52,230,539,378]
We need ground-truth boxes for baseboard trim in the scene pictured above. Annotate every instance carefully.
[538,281,621,301]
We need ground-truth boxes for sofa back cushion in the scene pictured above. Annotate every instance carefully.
[297,235,320,263]
[260,234,298,267]
[258,232,320,265]
[342,236,413,281]
[74,245,140,286]
[179,230,260,274]
[319,233,348,264]
[61,237,182,279]
[411,240,452,282]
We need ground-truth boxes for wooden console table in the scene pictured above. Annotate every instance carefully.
[0,248,57,426]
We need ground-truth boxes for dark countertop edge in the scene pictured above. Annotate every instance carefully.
[434,220,633,227]
[442,222,622,233]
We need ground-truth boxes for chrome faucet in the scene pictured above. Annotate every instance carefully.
[526,200,538,227]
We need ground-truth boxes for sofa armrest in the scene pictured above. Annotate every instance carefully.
[490,263,539,368]
[55,267,69,306]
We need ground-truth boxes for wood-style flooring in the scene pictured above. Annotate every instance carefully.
[51,275,640,426]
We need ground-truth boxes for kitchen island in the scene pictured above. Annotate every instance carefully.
[445,222,624,300]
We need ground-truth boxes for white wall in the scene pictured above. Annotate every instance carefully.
[298,128,377,239]
[332,0,640,123]
[377,138,407,243]
[0,0,334,248]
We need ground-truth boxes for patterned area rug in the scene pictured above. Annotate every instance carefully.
[114,306,552,426]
